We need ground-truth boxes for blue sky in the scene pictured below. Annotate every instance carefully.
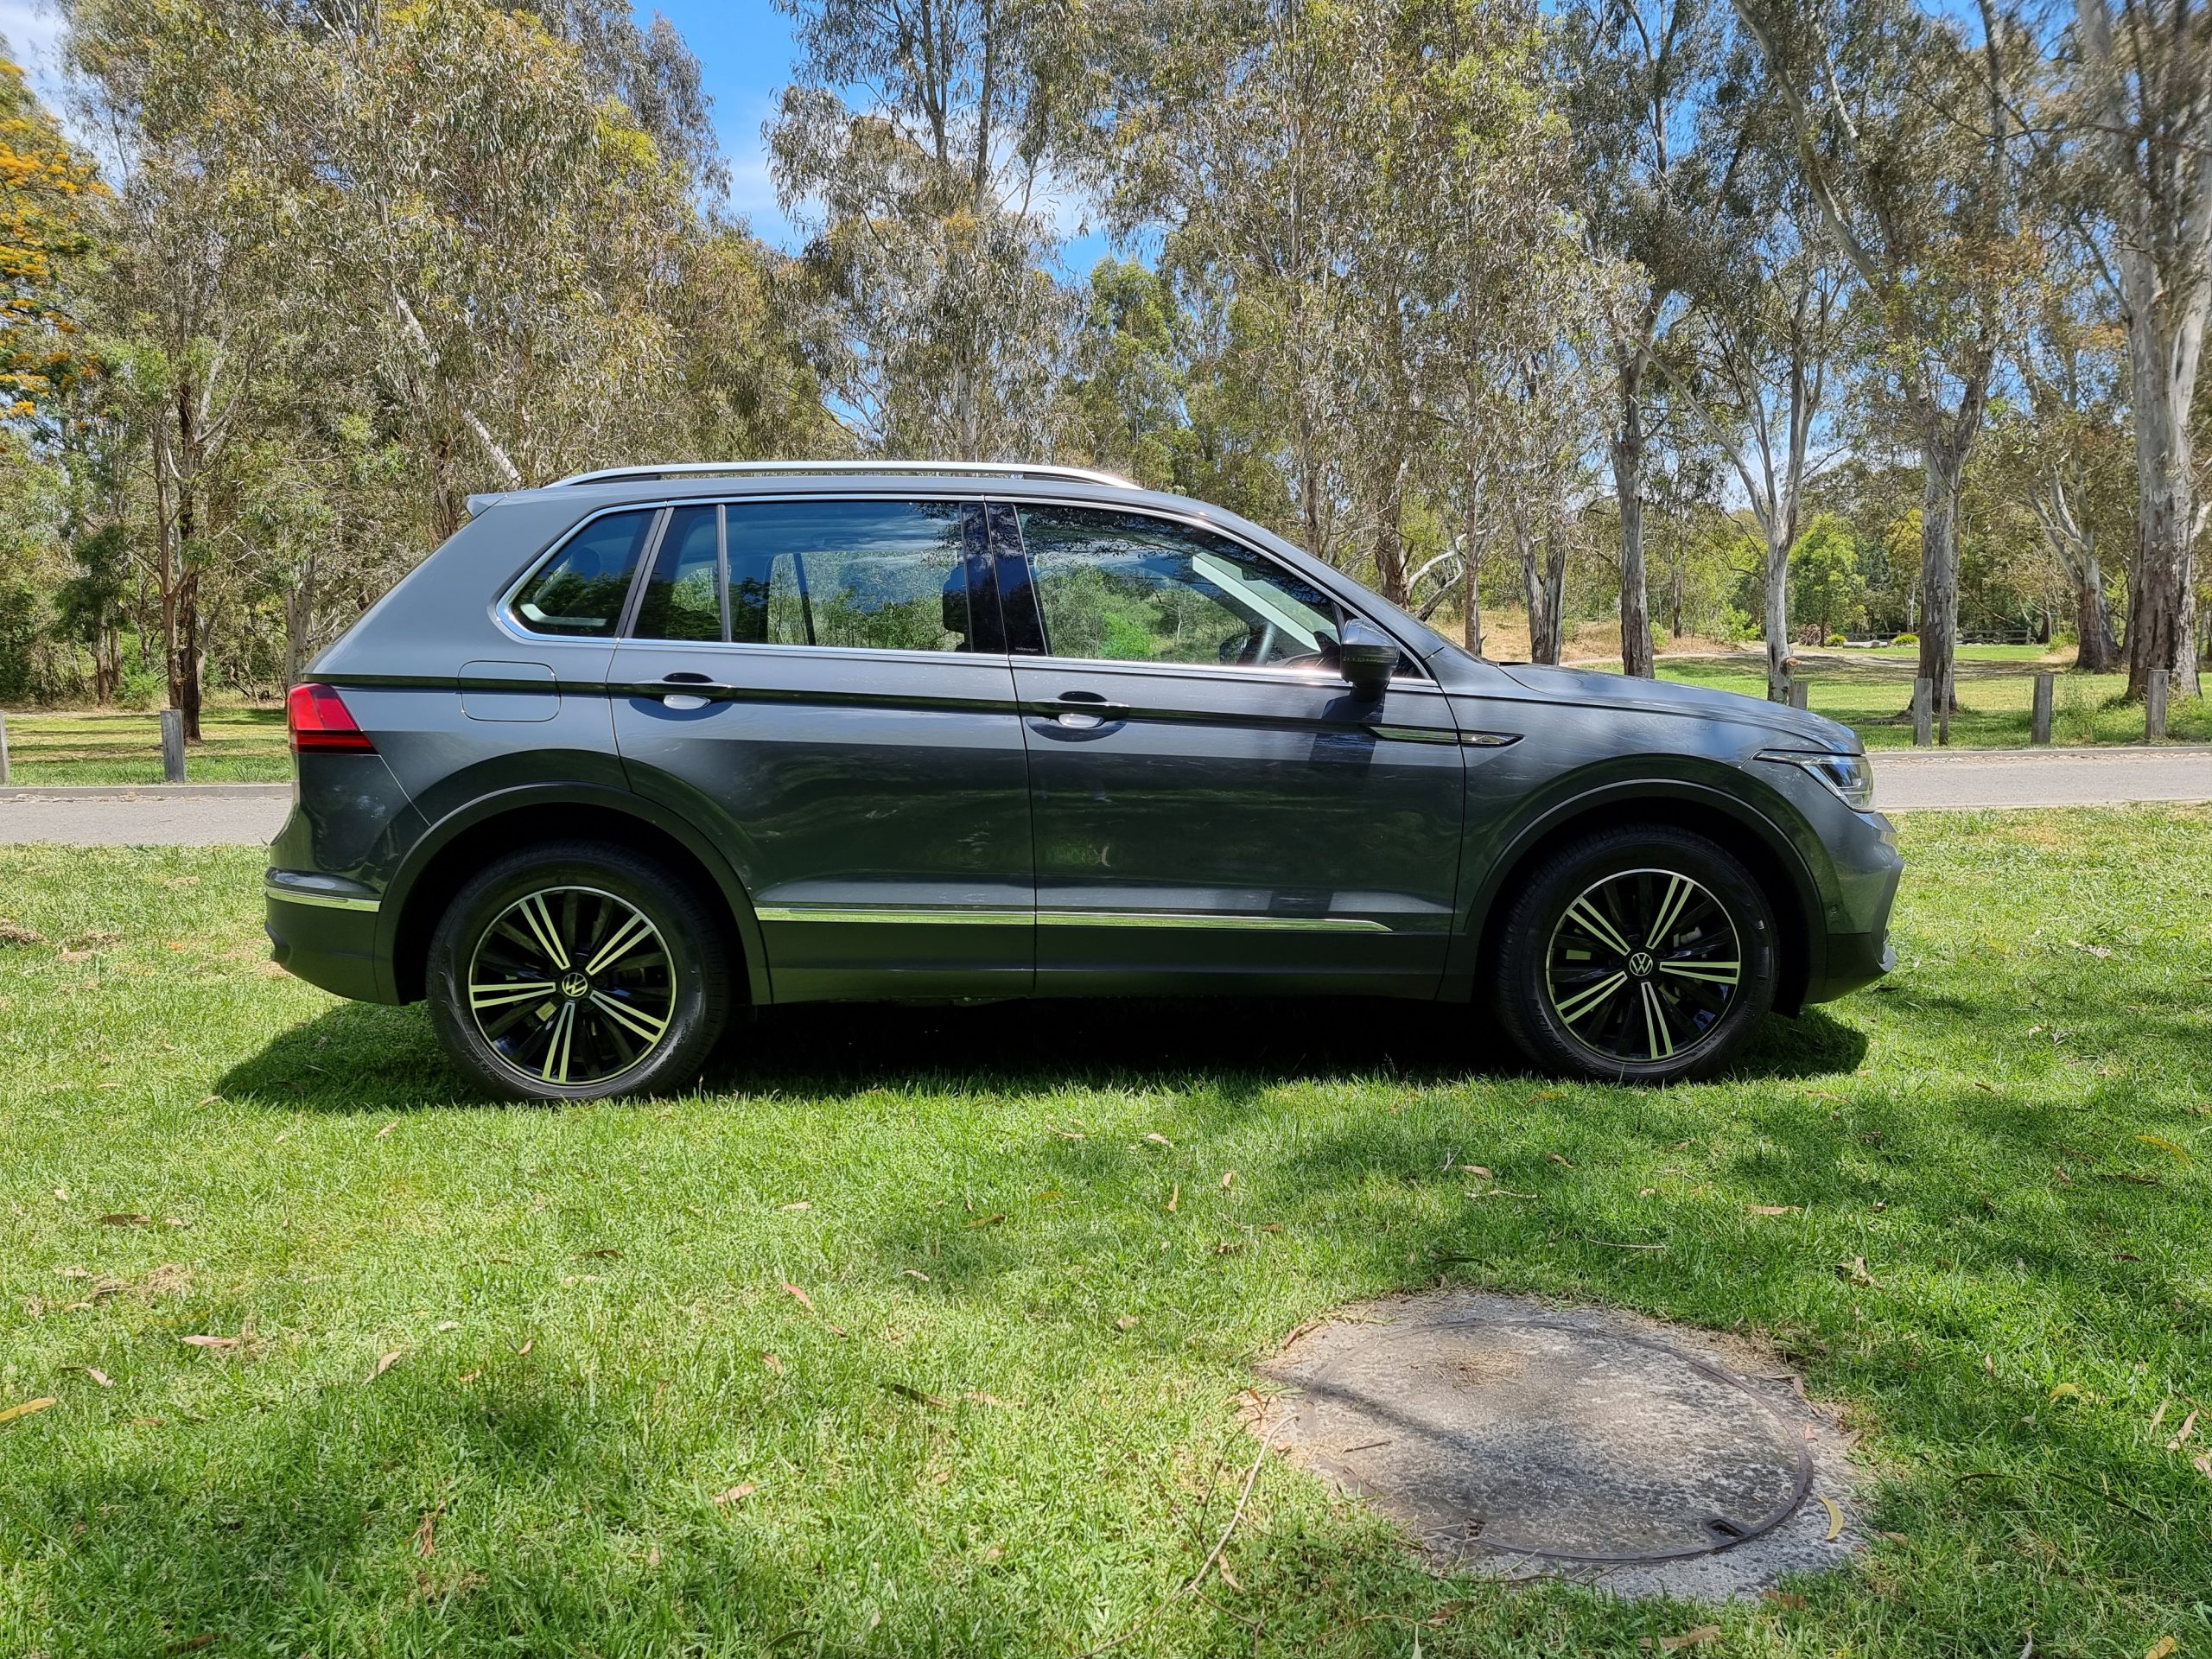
[0,0,1122,270]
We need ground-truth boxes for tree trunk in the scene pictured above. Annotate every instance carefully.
[1763,524,1790,703]
[1370,463,1408,607]
[1461,537,1484,658]
[2125,412,2202,700]
[1535,525,1567,664]
[1612,351,1654,677]
[2074,558,2120,673]
[283,555,318,687]
[1918,449,1966,740]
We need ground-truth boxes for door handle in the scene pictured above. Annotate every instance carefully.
[648,672,736,708]
[1044,692,1128,729]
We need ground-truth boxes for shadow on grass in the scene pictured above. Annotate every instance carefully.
[217,994,1870,1110]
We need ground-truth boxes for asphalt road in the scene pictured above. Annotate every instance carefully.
[3,747,2210,847]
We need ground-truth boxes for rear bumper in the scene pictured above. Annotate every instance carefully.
[264,874,385,1001]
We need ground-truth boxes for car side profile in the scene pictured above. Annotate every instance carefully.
[265,461,1902,1100]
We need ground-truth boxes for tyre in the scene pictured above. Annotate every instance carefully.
[425,841,734,1102]
[1491,826,1777,1084]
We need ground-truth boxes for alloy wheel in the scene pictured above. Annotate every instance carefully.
[465,885,677,1086]
[1544,868,1742,1065]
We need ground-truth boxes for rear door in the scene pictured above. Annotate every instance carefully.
[607,496,1033,1001]
[998,500,1465,996]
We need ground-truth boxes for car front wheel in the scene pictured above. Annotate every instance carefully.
[1491,826,1777,1084]
[425,841,733,1102]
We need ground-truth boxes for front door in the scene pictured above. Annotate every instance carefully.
[608,495,1033,1001]
[997,501,1466,996]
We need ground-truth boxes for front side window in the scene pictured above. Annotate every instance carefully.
[1017,505,1343,670]
[510,509,656,637]
[727,499,971,653]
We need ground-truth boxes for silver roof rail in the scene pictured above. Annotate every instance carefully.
[547,459,1139,490]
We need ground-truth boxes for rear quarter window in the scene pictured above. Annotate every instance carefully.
[510,509,657,637]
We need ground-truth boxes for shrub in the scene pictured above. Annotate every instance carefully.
[117,662,163,710]
[1893,632,1919,646]
[1826,632,1847,646]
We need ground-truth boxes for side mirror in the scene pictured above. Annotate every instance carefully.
[1338,619,1398,699]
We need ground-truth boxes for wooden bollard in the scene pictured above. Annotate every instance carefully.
[1788,680,1809,711]
[160,709,187,783]
[1911,677,1933,747]
[2146,669,2169,741]
[2031,672,2053,745]
[0,709,10,785]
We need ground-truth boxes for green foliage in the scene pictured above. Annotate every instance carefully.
[1789,513,1869,639]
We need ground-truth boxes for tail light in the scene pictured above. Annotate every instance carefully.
[288,682,375,753]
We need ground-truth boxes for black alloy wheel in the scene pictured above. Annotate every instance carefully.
[1492,826,1778,1084]
[427,841,732,1101]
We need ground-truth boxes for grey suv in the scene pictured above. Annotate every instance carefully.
[266,461,1901,1100]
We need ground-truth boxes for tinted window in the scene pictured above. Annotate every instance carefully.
[632,505,722,641]
[511,509,655,637]
[727,500,971,653]
[1018,505,1342,670]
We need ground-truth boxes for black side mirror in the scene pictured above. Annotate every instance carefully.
[1338,619,1398,699]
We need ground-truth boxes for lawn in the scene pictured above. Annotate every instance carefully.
[1,812,2209,1656]
[0,703,290,785]
[1656,648,2212,750]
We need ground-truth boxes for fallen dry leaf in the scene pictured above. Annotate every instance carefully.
[1462,1165,1493,1179]
[966,1212,1005,1229]
[98,1213,153,1227]
[376,1121,397,1139]
[1546,1152,1574,1167]
[1763,1591,1808,1610]
[779,1200,812,1211]
[0,1397,59,1426]
[1115,1314,1139,1331]
[1142,1132,1173,1147]
[1840,1255,1878,1287]
[456,1370,482,1384]
[514,1338,533,1357]
[368,1350,404,1382]
[1220,1171,1235,1191]
[1051,1127,1086,1140]
[963,1390,1011,1408]
[1819,1495,1845,1541]
[886,1381,949,1408]
[710,1483,756,1505]
[180,1335,241,1350]
[1749,1205,1797,1217]
[903,1268,931,1282]
[2134,1134,2196,1165]
[2165,1409,2197,1451]
[413,1508,439,1557]
[1638,1627,1720,1651]
[436,1320,460,1333]
[1166,1184,1179,1213]
[762,1352,785,1376]
[2145,1640,2177,1659]
[780,1283,816,1312]
[80,1368,113,1388]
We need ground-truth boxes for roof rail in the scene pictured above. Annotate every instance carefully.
[547,459,1139,490]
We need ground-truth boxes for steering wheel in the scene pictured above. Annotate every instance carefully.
[1217,622,1283,665]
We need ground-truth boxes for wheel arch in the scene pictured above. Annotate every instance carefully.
[1454,779,1827,1017]
[377,784,769,1006]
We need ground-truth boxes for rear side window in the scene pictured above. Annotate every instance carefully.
[511,509,655,637]
[632,505,722,642]
[727,500,971,653]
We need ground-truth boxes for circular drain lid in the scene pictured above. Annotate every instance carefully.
[1263,1315,1812,1563]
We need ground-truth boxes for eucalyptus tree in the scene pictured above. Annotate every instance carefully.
[769,0,1081,458]
[2069,0,2212,698]
[1735,0,2030,739]
[1564,0,1747,677]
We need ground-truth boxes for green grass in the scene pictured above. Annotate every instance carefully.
[1656,652,2212,750]
[2,812,2209,1656]
[0,704,289,785]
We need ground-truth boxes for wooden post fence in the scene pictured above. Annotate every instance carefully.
[2031,672,2054,745]
[160,709,187,783]
[1911,678,1933,747]
[0,709,10,785]
[1788,681,1809,711]
[2146,670,2170,741]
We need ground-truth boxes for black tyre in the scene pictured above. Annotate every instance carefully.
[1491,826,1777,1084]
[425,841,733,1102]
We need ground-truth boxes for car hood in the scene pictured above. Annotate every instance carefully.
[1496,663,1859,753]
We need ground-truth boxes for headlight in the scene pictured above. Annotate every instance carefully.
[1758,749,1875,810]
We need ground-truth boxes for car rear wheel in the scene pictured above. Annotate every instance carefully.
[1491,826,1777,1084]
[426,841,732,1102]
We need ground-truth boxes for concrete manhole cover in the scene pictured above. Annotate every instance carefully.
[1256,1292,1864,1599]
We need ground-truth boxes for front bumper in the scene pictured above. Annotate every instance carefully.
[265,873,385,1001]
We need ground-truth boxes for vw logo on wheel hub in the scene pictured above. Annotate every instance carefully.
[559,969,592,999]
[1626,950,1656,978]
